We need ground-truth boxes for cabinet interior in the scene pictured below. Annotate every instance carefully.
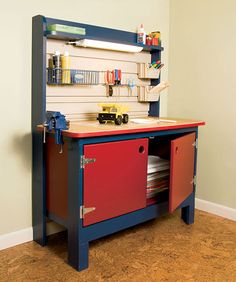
[147,133,189,206]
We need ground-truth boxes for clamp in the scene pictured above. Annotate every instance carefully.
[43,111,70,152]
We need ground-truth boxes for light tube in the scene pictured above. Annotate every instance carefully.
[70,39,143,53]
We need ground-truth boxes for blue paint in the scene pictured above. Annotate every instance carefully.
[32,15,200,272]
[180,129,198,225]
[44,16,164,52]
[180,192,195,224]
[80,202,168,243]
[149,50,161,117]
[67,139,81,270]
[65,127,198,271]
[45,111,69,144]
[193,128,199,192]
[32,15,47,246]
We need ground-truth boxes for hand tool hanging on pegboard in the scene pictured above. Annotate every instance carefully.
[104,69,122,96]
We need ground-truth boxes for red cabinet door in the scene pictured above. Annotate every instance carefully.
[83,138,148,226]
[169,133,196,213]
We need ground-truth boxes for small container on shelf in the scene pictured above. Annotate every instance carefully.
[52,50,61,84]
[151,38,158,46]
[47,69,99,85]
[71,69,99,85]
[150,31,161,46]
[61,51,71,84]
[146,36,152,46]
[138,63,160,79]
[137,24,146,44]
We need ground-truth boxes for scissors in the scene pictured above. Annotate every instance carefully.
[105,70,114,85]
[105,70,122,96]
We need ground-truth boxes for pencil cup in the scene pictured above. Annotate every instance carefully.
[138,63,160,79]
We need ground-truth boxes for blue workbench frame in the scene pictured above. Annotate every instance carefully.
[32,15,163,247]
[32,15,198,271]
[66,127,198,270]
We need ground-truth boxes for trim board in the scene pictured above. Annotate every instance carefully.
[0,222,65,251]
[196,198,236,221]
[0,227,32,251]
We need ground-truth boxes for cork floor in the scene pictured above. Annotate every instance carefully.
[1,210,236,282]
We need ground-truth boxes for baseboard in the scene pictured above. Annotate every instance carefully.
[0,227,33,251]
[196,198,236,221]
[0,222,66,251]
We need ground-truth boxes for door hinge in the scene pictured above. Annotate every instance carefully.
[80,155,96,168]
[191,175,197,186]
[80,205,96,219]
[192,138,198,149]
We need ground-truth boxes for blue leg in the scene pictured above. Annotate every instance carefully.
[181,128,198,225]
[32,15,47,247]
[68,232,89,271]
[67,139,89,271]
[32,132,47,246]
[78,242,89,271]
[181,192,195,225]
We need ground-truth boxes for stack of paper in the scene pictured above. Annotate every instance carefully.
[147,156,169,201]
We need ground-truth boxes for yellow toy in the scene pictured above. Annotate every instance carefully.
[97,103,129,125]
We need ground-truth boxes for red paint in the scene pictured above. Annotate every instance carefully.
[46,137,68,219]
[62,122,205,139]
[146,37,152,45]
[83,139,148,226]
[152,38,158,46]
[169,133,196,213]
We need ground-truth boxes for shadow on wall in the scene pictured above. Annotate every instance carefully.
[11,133,31,172]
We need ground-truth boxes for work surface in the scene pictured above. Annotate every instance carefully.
[59,117,205,138]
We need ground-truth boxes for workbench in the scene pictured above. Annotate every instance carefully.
[32,16,205,271]
[42,118,204,270]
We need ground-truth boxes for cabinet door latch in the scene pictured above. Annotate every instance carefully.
[80,206,96,219]
[191,175,197,186]
[80,155,96,168]
[192,139,198,149]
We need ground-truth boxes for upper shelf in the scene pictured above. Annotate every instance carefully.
[43,16,164,52]
[46,31,164,52]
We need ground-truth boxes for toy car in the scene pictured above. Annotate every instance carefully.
[97,103,129,125]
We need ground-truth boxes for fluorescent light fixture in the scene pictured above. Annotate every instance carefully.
[69,39,143,53]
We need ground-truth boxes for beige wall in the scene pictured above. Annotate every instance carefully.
[169,0,236,209]
[0,0,169,235]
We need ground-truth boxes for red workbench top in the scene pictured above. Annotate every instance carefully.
[42,117,204,138]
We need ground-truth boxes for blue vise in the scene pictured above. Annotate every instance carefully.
[44,111,69,145]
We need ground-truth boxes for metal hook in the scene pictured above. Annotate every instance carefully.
[108,85,113,96]
[43,125,47,143]
[59,144,63,154]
